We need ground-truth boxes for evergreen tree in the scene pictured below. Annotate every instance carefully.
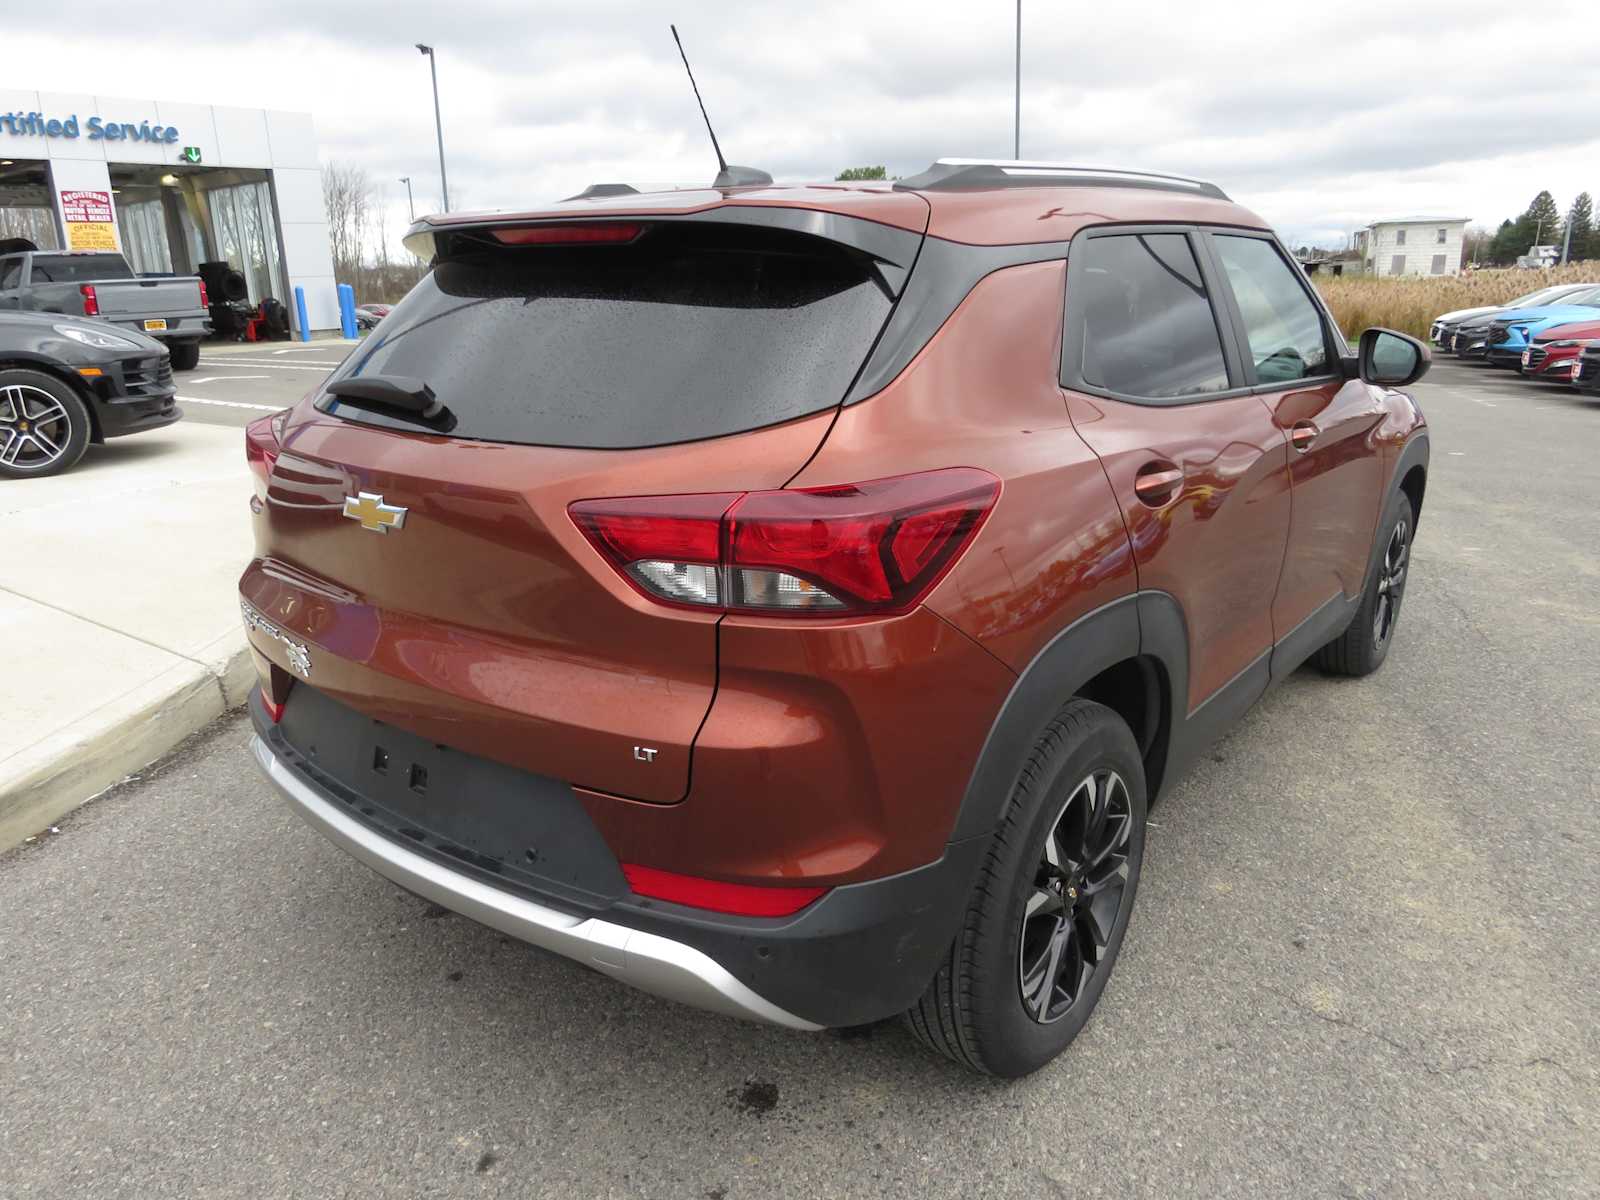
[1568,192,1597,260]
[835,166,888,181]
[1486,218,1519,266]
[1524,190,1562,247]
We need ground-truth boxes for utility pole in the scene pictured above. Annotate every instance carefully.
[398,176,415,222]
[416,44,450,212]
[1014,0,1021,159]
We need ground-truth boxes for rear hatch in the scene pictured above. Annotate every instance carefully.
[244,206,925,802]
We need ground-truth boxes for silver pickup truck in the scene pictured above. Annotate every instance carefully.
[0,250,211,370]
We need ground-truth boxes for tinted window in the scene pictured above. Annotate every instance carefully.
[29,254,134,283]
[1215,236,1332,383]
[0,258,21,290]
[1075,233,1230,398]
[321,224,892,448]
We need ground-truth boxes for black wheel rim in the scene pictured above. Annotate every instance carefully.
[0,384,72,471]
[1018,769,1133,1024]
[1373,516,1409,647]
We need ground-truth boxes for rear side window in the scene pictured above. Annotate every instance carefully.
[29,255,134,283]
[1075,233,1230,399]
[1214,236,1332,384]
[323,223,894,449]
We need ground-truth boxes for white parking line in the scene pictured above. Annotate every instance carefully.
[177,395,284,411]
[187,376,268,384]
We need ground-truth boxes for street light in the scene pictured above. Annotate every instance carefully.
[398,176,415,222]
[415,43,449,212]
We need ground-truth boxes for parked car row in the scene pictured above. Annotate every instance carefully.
[1430,282,1600,395]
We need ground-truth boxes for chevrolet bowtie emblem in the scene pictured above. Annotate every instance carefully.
[342,491,408,534]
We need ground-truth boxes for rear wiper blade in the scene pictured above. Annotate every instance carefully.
[324,375,454,428]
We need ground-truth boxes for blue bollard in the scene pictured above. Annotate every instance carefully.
[294,286,310,342]
[337,283,357,340]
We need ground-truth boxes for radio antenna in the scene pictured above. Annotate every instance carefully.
[669,25,772,189]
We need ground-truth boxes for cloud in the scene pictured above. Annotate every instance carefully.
[5,0,1596,253]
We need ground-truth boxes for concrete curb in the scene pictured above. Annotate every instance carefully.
[0,633,253,851]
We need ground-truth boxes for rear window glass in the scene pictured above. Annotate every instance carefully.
[320,223,894,448]
[29,255,134,282]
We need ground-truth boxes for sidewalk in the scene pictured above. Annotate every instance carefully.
[0,422,254,849]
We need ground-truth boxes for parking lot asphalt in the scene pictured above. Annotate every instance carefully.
[171,341,355,429]
[3,359,1597,1198]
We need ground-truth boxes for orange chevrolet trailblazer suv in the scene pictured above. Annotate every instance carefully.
[242,160,1430,1077]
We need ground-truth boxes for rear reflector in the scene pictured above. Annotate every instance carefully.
[491,222,642,246]
[622,864,829,917]
[260,686,285,724]
[570,468,1000,617]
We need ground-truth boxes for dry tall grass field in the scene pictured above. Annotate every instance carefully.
[1313,261,1600,340]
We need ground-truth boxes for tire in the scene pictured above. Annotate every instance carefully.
[905,699,1147,1077]
[169,340,201,371]
[0,368,92,479]
[1313,489,1414,677]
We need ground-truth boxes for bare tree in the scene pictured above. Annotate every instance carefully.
[321,160,431,304]
[321,161,374,286]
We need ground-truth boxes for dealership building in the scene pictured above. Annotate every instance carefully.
[0,89,339,333]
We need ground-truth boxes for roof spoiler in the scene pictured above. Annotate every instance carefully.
[895,159,1228,200]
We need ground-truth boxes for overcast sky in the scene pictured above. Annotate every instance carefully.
[10,0,1599,253]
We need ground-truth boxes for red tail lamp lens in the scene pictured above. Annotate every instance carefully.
[570,469,1000,617]
[244,413,280,491]
[622,864,829,917]
[79,284,99,317]
[491,222,642,246]
[198,279,210,308]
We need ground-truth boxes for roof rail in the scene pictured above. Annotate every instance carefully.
[561,183,642,202]
[894,159,1229,200]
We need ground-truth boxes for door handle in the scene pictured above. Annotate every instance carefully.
[1289,420,1319,452]
[1133,463,1184,507]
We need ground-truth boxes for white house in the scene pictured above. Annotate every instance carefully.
[1354,217,1471,277]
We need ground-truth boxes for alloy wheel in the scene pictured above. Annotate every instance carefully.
[1018,768,1133,1024]
[0,384,73,472]
[1373,517,1409,647]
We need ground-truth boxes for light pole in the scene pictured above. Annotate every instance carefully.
[1013,0,1021,159]
[398,176,415,222]
[415,43,449,212]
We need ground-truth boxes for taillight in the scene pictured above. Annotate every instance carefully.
[622,863,828,917]
[198,279,209,308]
[570,468,1000,617]
[244,411,284,498]
[79,284,99,317]
[491,222,642,246]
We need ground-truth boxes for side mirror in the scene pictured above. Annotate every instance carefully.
[1358,327,1429,387]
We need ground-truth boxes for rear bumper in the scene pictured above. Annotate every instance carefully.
[248,685,987,1029]
[106,313,211,341]
[251,731,824,1030]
